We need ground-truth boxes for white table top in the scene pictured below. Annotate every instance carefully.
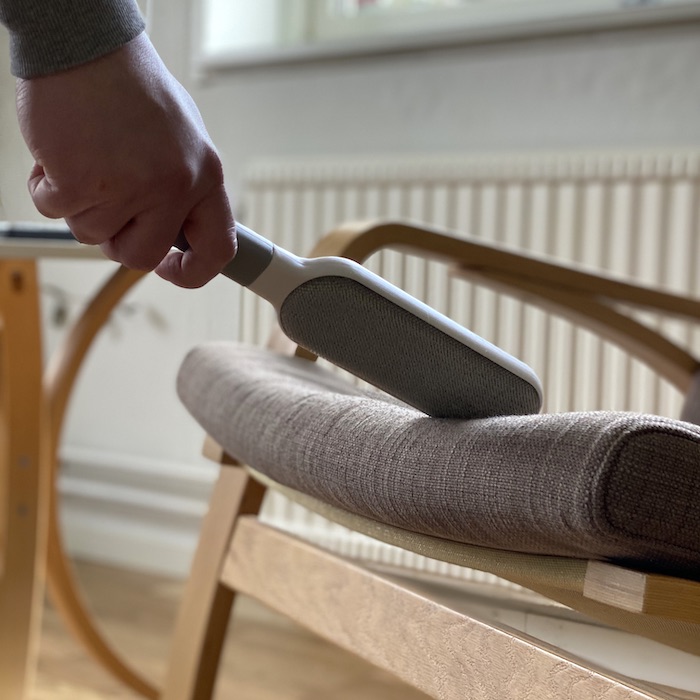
[0,222,106,260]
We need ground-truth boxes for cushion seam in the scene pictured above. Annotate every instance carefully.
[598,426,700,557]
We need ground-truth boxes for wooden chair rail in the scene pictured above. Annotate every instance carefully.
[584,562,700,624]
[452,266,699,393]
[222,515,677,700]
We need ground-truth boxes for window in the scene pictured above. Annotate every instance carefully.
[197,0,700,70]
[314,0,700,40]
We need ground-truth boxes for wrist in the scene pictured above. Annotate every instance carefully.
[1,0,145,79]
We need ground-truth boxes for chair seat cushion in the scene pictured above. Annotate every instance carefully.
[177,342,700,580]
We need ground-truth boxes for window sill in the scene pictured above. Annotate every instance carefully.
[195,2,700,75]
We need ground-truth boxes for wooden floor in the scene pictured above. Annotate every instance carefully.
[31,560,430,700]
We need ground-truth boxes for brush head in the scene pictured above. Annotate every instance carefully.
[279,276,541,419]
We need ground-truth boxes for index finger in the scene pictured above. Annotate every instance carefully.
[155,186,237,288]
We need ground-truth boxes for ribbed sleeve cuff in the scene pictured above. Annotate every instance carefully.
[0,0,146,78]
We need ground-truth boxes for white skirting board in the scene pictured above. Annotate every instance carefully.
[58,446,217,577]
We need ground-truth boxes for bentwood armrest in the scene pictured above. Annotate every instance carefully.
[311,220,700,322]
[300,220,700,394]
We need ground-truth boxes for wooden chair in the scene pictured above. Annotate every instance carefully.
[162,221,700,700]
[0,259,46,700]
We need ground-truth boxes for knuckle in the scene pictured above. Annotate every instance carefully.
[198,147,225,189]
[121,250,162,271]
[203,146,224,176]
[66,222,105,246]
[28,183,63,218]
[161,145,225,202]
[102,241,163,272]
[202,224,237,260]
[220,229,237,260]
[31,198,61,219]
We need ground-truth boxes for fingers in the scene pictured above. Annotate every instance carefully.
[155,185,237,288]
[99,208,184,271]
[66,204,138,246]
[93,184,236,287]
[27,162,91,220]
[31,166,236,287]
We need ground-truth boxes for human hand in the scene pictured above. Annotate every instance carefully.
[14,32,236,288]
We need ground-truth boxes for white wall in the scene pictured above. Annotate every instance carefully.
[183,10,700,198]
[2,2,700,573]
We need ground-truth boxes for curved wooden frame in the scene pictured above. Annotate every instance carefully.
[301,220,700,393]
[42,266,158,699]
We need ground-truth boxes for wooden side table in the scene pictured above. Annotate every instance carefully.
[0,226,156,699]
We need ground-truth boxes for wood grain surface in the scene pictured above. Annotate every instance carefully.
[223,517,682,700]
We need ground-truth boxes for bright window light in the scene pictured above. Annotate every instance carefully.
[196,0,700,69]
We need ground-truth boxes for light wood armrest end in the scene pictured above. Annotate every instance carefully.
[202,435,240,467]
[584,562,700,625]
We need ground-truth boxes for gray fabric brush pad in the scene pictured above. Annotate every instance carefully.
[278,276,540,419]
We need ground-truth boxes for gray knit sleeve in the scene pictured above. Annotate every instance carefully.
[0,0,145,78]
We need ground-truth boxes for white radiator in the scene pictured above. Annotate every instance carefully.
[238,149,700,585]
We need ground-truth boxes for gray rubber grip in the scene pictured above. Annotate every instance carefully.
[221,224,275,287]
[175,224,274,287]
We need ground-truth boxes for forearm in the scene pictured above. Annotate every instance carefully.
[0,0,145,78]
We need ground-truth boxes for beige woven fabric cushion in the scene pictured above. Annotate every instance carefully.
[177,342,700,580]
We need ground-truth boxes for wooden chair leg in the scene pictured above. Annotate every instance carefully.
[43,266,160,698]
[0,260,47,699]
[162,462,266,700]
